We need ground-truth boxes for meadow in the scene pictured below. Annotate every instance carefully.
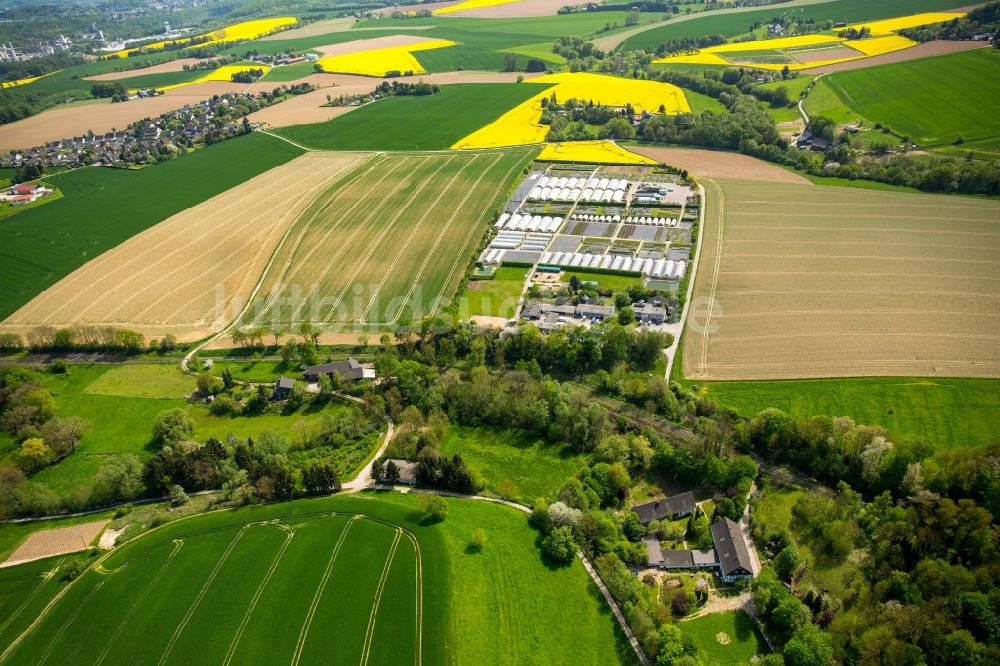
[249,148,536,328]
[464,266,528,318]
[0,133,303,322]
[274,84,544,151]
[620,0,969,51]
[805,48,1000,146]
[683,376,1000,450]
[0,493,634,665]
[437,425,590,503]
[7,364,378,493]
[679,611,768,665]
[684,178,1000,381]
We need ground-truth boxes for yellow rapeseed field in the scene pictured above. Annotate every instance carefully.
[139,64,271,93]
[316,40,456,76]
[433,0,524,15]
[452,73,690,150]
[106,17,297,59]
[842,12,966,36]
[844,34,919,56]
[537,141,657,165]
[0,71,59,88]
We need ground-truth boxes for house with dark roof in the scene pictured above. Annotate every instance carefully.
[633,491,697,524]
[271,376,295,400]
[381,458,418,485]
[711,517,755,582]
[303,358,375,383]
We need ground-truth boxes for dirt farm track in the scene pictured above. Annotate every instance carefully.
[684,178,1000,380]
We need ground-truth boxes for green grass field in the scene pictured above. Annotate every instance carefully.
[438,425,590,503]
[274,83,547,151]
[0,133,302,321]
[688,377,1000,450]
[808,48,1000,146]
[8,364,379,492]
[0,492,635,665]
[464,266,527,318]
[620,0,967,51]
[249,149,537,327]
[679,610,768,664]
[561,270,644,294]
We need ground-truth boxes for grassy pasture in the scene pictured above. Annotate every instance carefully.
[561,270,644,293]
[273,83,545,151]
[684,376,1000,450]
[0,133,302,322]
[807,48,1000,146]
[6,364,378,493]
[437,425,590,503]
[249,148,536,328]
[620,0,967,50]
[679,610,768,664]
[464,266,527,318]
[0,493,634,665]
[684,178,1000,381]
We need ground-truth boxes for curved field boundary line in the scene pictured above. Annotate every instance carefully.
[359,528,403,666]
[36,579,106,666]
[93,539,184,666]
[222,529,296,666]
[290,516,360,666]
[359,154,485,322]
[244,154,392,323]
[259,129,314,152]
[39,159,320,324]
[401,530,423,666]
[282,156,415,322]
[424,150,521,318]
[321,157,455,323]
[158,526,249,666]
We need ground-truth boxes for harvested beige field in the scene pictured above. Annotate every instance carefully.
[450,0,569,17]
[247,72,541,128]
[4,152,371,341]
[684,179,1000,380]
[2,520,108,567]
[313,34,440,58]
[629,146,811,184]
[260,18,437,39]
[84,58,202,80]
[802,40,987,74]
[0,81,245,151]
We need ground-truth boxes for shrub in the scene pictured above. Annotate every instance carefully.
[48,359,68,374]
[419,494,448,522]
[470,528,487,551]
[541,525,576,564]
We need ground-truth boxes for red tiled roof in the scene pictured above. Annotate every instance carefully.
[11,184,39,194]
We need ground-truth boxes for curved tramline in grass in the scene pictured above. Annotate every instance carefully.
[0,493,631,665]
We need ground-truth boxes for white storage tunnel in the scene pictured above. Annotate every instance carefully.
[591,189,604,201]
[598,178,609,189]
[561,188,572,200]
[663,260,675,277]
[494,249,506,262]
[569,253,584,267]
[602,191,614,202]
[537,176,549,187]
[540,251,553,263]
[673,261,686,279]
[612,191,624,203]
[653,259,667,276]
[600,255,612,269]
[582,188,594,200]
[591,254,604,268]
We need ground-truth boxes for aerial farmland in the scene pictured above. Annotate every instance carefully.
[0,2,997,665]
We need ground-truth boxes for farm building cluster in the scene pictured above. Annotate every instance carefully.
[479,164,696,283]
[634,492,758,583]
[3,182,52,206]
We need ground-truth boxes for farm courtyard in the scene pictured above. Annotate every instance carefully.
[684,178,1000,380]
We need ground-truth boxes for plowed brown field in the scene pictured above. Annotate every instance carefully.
[3,520,108,566]
[684,179,1000,380]
[3,152,370,340]
[628,147,811,184]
